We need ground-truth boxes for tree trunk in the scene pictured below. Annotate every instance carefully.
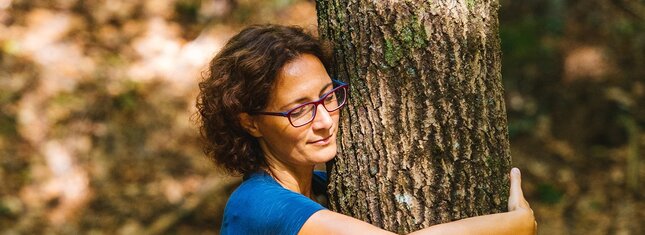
[316,0,511,233]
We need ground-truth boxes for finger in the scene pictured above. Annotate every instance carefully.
[510,168,523,197]
[508,167,524,210]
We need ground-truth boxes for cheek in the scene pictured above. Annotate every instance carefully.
[291,129,309,144]
[258,119,304,144]
[269,125,308,147]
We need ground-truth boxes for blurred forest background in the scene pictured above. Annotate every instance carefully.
[0,0,642,234]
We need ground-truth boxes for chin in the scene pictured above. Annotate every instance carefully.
[311,144,337,163]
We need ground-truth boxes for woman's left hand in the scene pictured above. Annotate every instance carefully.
[508,167,537,234]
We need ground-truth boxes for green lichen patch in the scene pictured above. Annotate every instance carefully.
[383,16,429,67]
[467,0,475,10]
[384,39,404,67]
[397,16,428,49]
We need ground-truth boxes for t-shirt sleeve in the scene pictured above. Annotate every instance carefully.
[221,179,326,235]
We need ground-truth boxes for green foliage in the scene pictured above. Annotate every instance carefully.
[536,183,563,204]
[501,17,559,63]
[175,0,200,23]
[0,203,12,218]
[113,87,140,112]
[507,117,536,137]
[273,0,296,8]
[0,114,17,137]
[0,0,642,234]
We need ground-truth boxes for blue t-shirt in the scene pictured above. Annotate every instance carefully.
[220,171,328,235]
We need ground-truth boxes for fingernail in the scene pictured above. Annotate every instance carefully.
[512,168,520,175]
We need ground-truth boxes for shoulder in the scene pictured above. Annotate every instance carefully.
[224,172,298,214]
[221,172,326,235]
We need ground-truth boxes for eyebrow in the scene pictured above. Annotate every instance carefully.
[278,82,334,111]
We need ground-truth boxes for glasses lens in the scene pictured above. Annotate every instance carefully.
[323,86,346,112]
[288,103,316,126]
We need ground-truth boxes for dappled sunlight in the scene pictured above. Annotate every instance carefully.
[17,9,94,90]
[564,46,613,82]
[0,0,641,234]
[20,140,91,226]
[128,18,227,95]
[1,0,317,233]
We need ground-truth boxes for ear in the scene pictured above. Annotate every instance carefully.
[238,113,263,137]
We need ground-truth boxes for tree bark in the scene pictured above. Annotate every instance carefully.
[316,0,511,233]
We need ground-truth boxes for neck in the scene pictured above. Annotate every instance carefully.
[267,164,315,198]
[260,146,315,198]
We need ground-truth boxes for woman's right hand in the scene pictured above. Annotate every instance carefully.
[508,167,537,234]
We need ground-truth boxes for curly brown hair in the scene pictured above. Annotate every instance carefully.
[196,24,332,176]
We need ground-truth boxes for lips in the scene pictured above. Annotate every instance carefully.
[308,134,333,145]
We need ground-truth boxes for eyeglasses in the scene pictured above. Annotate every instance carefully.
[249,79,348,127]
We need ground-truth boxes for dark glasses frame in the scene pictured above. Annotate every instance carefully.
[249,79,348,127]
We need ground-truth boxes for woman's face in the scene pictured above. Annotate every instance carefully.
[250,54,339,169]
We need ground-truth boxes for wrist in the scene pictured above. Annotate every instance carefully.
[510,208,536,235]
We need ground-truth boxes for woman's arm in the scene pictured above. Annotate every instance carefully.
[300,210,396,235]
[410,168,536,235]
[299,168,536,235]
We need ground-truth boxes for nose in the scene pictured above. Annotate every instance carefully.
[311,104,333,130]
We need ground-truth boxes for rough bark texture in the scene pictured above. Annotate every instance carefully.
[316,0,511,233]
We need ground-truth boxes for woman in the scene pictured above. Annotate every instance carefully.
[196,24,536,235]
